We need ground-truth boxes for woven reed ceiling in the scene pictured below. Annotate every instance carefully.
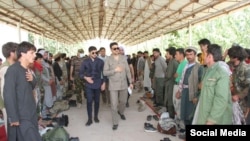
[0,0,249,46]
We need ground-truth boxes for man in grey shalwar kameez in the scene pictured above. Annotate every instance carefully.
[164,47,179,118]
[4,41,42,141]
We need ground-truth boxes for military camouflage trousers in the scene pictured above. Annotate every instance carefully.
[74,78,85,104]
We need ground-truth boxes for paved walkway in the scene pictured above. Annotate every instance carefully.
[63,91,182,141]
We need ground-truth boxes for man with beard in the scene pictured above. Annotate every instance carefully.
[103,42,133,130]
[4,41,42,141]
[228,46,250,122]
[192,44,232,125]
[176,46,203,139]
[164,47,179,119]
[0,42,18,134]
[70,49,86,107]
[119,46,134,107]
[153,48,167,107]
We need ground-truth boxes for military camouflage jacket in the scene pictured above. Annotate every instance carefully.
[232,61,250,99]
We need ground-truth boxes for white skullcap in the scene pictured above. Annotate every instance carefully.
[38,49,46,56]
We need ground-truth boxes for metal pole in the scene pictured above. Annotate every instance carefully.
[42,34,44,47]
[189,22,192,46]
[57,40,59,53]
[17,22,21,43]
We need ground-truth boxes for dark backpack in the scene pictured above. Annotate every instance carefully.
[52,114,69,127]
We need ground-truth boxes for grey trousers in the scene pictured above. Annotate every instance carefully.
[101,82,110,104]
[154,77,165,105]
[110,89,127,125]
[164,81,175,118]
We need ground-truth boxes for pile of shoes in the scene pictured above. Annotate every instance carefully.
[42,114,69,128]
[144,114,160,133]
[147,115,159,121]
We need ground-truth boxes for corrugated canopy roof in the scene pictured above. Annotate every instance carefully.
[0,0,249,46]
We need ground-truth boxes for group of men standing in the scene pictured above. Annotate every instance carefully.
[69,42,133,130]
[0,38,250,141]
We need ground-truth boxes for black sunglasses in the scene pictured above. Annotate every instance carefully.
[112,47,119,50]
[92,52,97,55]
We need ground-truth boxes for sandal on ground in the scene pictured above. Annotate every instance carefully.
[147,115,152,121]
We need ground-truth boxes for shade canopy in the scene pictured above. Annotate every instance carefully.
[0,0,249,46]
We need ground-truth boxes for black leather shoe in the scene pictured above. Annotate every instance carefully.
[112,124,118,130]
[126,102,129,107]
[118,112,126,120]
[94,117,99,123]
[85,120,92,126]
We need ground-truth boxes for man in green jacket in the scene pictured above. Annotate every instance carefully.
[193,44,232,124]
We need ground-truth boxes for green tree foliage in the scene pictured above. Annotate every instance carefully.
[129,7,250,55]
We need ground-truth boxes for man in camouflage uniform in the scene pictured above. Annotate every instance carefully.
[70,49,86,107]
[228,46,250,115]
[59,53,68,96]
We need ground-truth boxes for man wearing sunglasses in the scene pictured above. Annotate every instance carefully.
[79,46,106,126]
[103,42,133,130]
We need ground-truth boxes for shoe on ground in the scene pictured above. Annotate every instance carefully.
[144,125,157,133]
[179,128,185,133]
[126,102,129,107]
[144,122,153,128]
[94,117,99,123]
[178,132,186,139]
[152,115,159,121]
[85,119,92,126]
[112,124,118,130]
[163,137,171,141]
[118,112,126,120]
[146,115,152,121]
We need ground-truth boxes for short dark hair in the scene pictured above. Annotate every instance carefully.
[16,41,36,59]
[137,51,142,54]
[185,49,197,55]
[166,47,176,58]
[207,44,222,62]
[197,53,202,57]
[99,47,105,51]
[61,53,66,58]
[245,48,250,59]
[144,51,149,54]
[176,48,185,57]
[228,45,248,61]
[35,53,43,60]
[2,42,18,58]
[89,46,97,52]
[153,48,160,52]
[110,42,118,48]
[198,38,211,46]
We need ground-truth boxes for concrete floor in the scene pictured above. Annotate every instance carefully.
[63,91,182,141]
